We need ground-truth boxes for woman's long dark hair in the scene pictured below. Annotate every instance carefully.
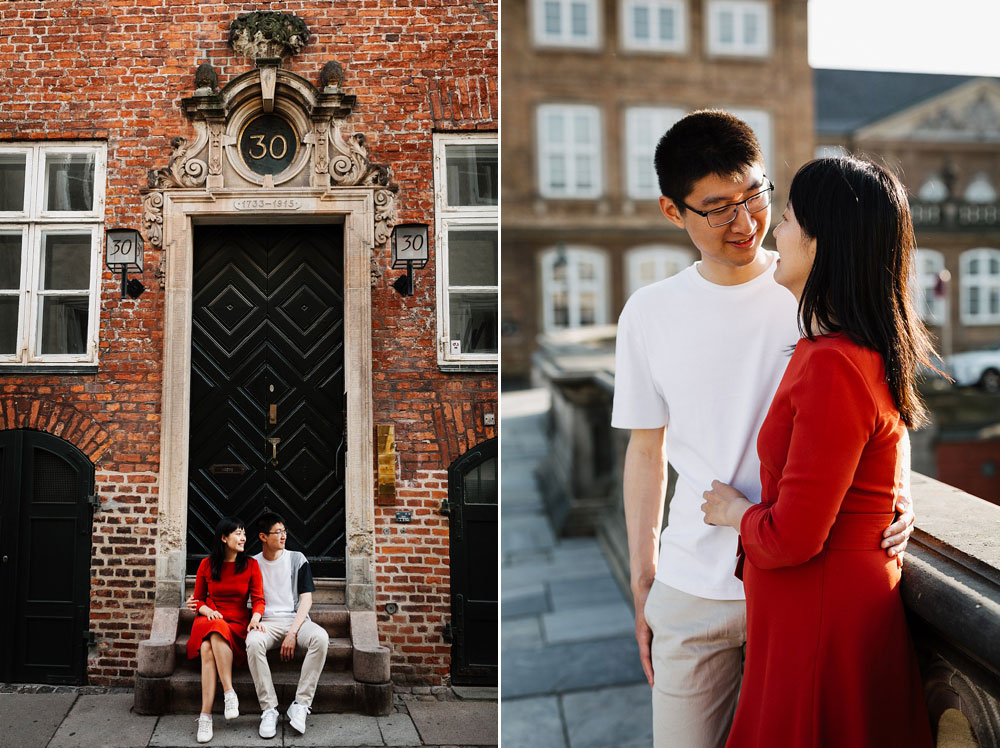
[789,156,935,428]
[208,516,248,581]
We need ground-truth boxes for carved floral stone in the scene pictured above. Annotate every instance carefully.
[229,12,309,61]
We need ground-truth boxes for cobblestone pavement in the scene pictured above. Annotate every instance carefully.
[501,389,651,748]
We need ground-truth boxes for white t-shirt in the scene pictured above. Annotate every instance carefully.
[612,253,800,600]
[257,552,297,619]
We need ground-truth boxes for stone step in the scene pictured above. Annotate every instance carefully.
[184,578,346,605]
[174,634,353,673]
[165,669,380,714]
[176,605,351,638]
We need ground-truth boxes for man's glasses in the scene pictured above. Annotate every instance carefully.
[682,178,774,228]
[265,530,288,536]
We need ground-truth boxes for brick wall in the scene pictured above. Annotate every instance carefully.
[374,470,452,684]
[1,0,497,686]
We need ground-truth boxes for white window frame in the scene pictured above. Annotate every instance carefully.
[624,106,685,199]
[965,172,997,204]
[620,0,687,53]
[706,0,770,57]
[531,0,602,49]
[913,249,947,325]
[960,248,1000,325]
[540,246,609,331]
[432,133,498,368]
[918,175,948,202]
[0,142,105,365]
[726,108,773,174]
[537,104,603,199]
[625,245,694,297]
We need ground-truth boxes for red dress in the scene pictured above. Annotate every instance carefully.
[186,557,265,666]
[728,335,932,747]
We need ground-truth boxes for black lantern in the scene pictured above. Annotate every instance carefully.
[105,228,145,299]
[390,223,429,297]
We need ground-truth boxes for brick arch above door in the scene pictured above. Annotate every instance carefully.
[0,398,111,462]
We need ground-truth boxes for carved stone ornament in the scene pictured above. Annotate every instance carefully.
[230,12,309,62]
[370,245,383,288]
[138,47,399,255]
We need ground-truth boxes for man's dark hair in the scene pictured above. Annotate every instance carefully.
[654,110,764,211]
[256,511,286,538]
[789,156,938,428]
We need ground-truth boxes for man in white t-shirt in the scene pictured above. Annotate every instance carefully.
[611,110,915,748]
[245,511,330,739]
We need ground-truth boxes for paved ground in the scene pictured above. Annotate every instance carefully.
[501,389,651,748]
[0,688,497,747]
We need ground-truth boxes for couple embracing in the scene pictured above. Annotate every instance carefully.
[613,111,936,746]
[184,512,330,743]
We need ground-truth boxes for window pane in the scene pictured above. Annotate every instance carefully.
[970,258,980,275]
[573,113,592,145]
[463,458,498,504]
[743,11,758,44]
[549,155,566,189]
[575,154,593,189]
[659,7,675,40]
[970,287,981,315]
[633,6,650,39]
[992,290,999,315]
[578,261,596,281]
[0,297,18,354]
[445,145,498,207]
[719,10,734,43]
[449,230,498,286]
[570,2,588,36]
[0,153,27,211]
[991,257,999,275]
[0,233,22,290]
[39,295,89,355]
[544,1,561,34]
[44,153,96,212]
[552,288,569,326]
[449,292,497,354]
[579,290,597,325]
[42,233,90,290]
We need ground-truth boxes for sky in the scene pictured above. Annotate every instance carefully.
[809,0,1000,77]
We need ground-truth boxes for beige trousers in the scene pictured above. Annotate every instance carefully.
[644,581,747,748]
[245,618,329,711]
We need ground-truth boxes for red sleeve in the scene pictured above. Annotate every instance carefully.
[248,559,266,617]
[193,557,210,605]
[740,347,877,569]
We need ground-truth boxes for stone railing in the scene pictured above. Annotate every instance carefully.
[531,330,1000,747]
[910,200,1000,230]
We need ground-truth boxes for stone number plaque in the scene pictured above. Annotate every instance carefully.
[239,113,298,175]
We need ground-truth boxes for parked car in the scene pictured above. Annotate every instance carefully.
[948,345,1000,392]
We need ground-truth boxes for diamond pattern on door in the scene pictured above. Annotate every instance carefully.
[188,225,346,576]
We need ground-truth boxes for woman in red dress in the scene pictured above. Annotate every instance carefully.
[702,157,935,747]
[185,516,265,743]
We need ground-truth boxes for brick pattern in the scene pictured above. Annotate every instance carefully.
[1,0,497,686]
[375,470,453,684]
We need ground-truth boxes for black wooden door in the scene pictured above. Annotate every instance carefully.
[188,225,346,576]
[0,430,93,685]
[448,438,498,685]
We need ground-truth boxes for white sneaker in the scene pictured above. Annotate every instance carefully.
[287,701,310,734]
[196,714,213,743]
[223,690,239,720]
[259,708,279,739]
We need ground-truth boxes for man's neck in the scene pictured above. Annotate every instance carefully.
[262,547,285,562]
[697,249,772,286]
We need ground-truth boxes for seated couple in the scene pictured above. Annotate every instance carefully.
[185,512,329,744]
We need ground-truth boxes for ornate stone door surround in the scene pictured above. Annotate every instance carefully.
[142,41,395,612]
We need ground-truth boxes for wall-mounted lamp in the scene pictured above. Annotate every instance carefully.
[390,223,429,297]
[105,228,145,299]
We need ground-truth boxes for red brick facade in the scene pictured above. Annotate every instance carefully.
[1,1,497,686]
[375,469,452,684]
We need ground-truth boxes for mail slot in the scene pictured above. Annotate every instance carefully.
[209,464,248,475]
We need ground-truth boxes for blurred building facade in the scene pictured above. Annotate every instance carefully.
[815,69,1000,363]
[501,0,814,379]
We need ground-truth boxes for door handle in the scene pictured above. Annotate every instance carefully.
[267,437,281,466]
[269,403,277,425]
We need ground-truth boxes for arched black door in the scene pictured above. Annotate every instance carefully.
[0,429,94,684]
[448,438,498,685]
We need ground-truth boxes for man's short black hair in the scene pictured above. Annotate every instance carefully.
[654,110,764,212]
[256,511,286,537]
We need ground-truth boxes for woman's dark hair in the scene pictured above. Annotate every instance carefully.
[789,156,936,428]
[654,110,763,211]
[208,516,248,581]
